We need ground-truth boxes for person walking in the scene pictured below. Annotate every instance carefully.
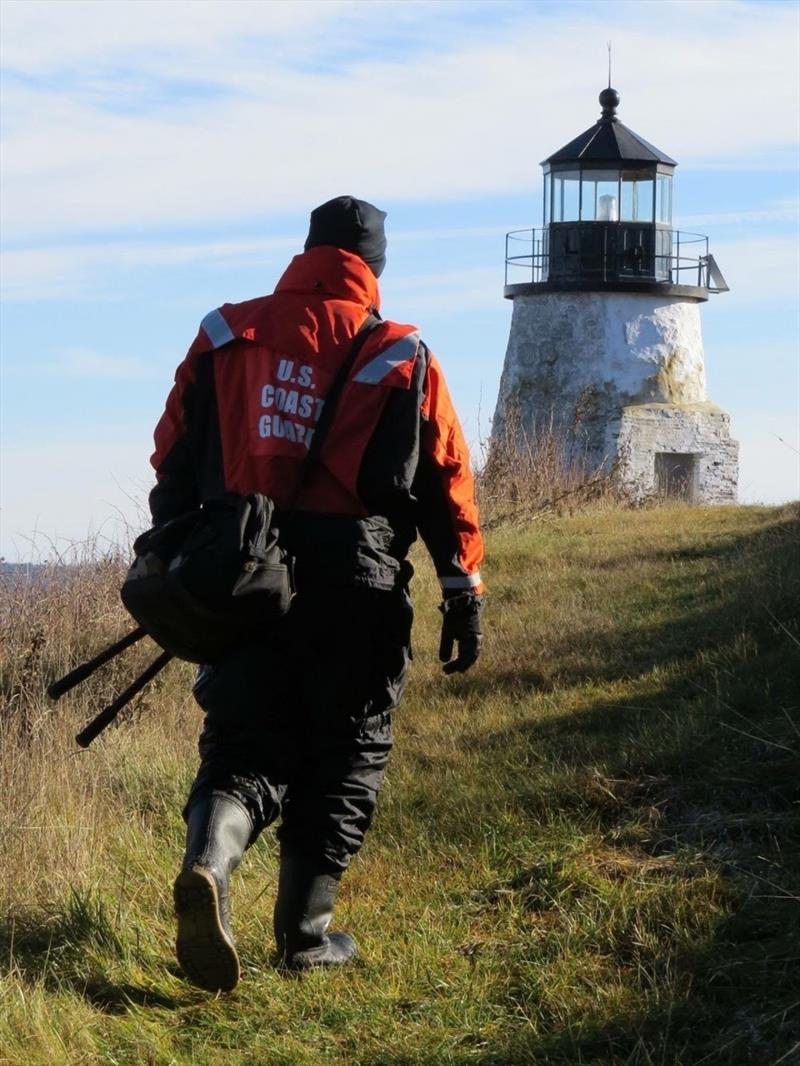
[149,196,485,992]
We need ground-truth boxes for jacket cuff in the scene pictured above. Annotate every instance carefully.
[439,572,484,596]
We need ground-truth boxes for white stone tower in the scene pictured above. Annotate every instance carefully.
[494,87,738,502]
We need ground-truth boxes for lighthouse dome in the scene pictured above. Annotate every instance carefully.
[543,89,677,168]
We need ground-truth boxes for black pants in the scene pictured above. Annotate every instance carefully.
[186,586,412,874]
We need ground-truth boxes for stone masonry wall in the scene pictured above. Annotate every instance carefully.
[617,403,739,503]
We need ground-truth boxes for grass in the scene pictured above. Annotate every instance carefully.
[1,503,798,1064]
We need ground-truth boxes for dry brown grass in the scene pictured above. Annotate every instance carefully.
[0,552,196,917]
[476,406,624,531]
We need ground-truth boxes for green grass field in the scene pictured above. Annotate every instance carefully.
[1,504,798,1064]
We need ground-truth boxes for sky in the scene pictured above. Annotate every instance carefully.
[1,0,798,561]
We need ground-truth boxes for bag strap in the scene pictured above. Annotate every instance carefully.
[288,310,382,510]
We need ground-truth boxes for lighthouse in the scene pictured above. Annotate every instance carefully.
[494,87,738,502]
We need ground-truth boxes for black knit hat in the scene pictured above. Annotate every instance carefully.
[304,195,387,278]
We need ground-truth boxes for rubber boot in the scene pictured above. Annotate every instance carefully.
[273,851,357,971]
[173,793,252,992]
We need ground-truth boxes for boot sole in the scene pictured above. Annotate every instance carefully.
[174,866,240,992]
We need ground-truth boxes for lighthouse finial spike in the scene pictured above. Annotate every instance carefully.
[599,44,619,121]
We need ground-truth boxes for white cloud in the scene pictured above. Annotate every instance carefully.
[0,224,518,303]
[0,235,301,301]
[0,0,355,72]
[1,1,797,240]
[5,228,796,315]
[55,347,156,380]
[384,267,505,314]
[676,198,800,228]
[0,246,83,302]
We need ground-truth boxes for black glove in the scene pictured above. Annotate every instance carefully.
[438,593,483,675]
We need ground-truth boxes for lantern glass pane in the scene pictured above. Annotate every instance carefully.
[621,170,655,222]
[581,169,620,221]
[657,175,672,223]
[552,171,580,221]
[543,175,550,225]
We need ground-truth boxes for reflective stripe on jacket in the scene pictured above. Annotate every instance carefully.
[150,246,484,595]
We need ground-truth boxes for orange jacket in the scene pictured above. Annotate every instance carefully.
[151,247,484,595]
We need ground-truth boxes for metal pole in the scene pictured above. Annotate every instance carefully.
[48,627,147,700]
[75,650,173,749]
[704,236,709,286]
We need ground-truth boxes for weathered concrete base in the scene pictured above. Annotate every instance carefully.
[494,290,739,502]
[617,402,739,503]
[494,291,709,452]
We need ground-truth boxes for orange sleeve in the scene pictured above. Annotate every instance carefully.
[150,345,201,478]
[148,331,207,525]
[418,353,484,595]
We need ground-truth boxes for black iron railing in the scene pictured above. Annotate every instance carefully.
[505,227,726,291]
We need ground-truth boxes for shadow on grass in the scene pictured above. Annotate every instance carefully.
[496,690,799,1061]
[2,889,181,1014]
[79,976,178,1014]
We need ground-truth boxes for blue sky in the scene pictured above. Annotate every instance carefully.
[1,0,798,560]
